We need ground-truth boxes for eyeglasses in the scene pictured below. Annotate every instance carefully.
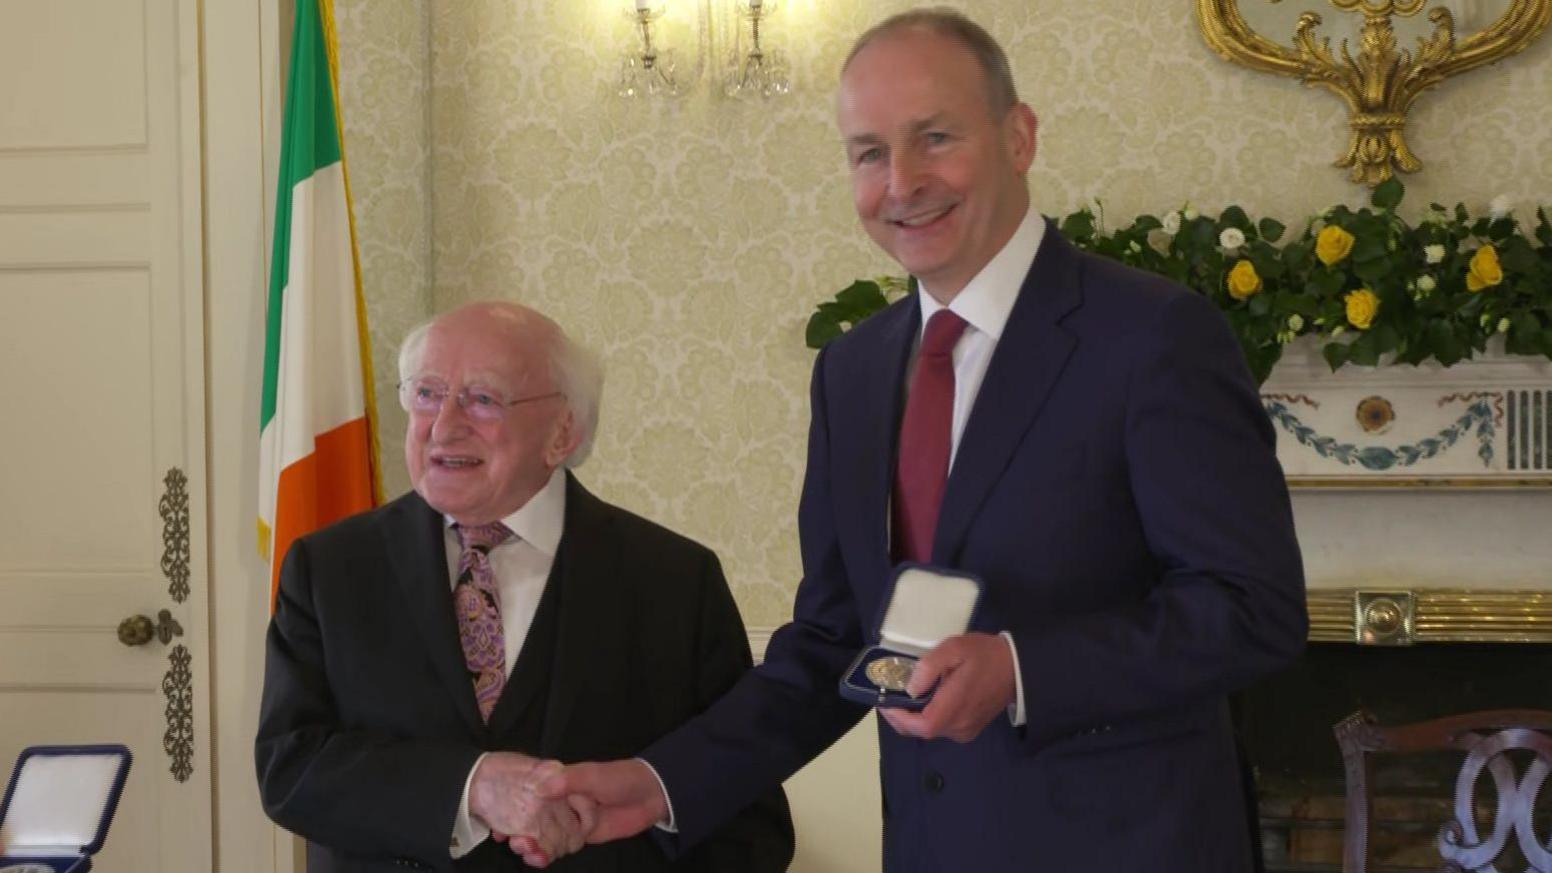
[397,378,563,422]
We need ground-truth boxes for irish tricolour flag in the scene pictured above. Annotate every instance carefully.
[259,0,380,608]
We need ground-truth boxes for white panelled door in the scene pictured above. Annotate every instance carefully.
[0,0,212,869]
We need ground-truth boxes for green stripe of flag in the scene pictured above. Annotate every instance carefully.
[261,0,346,430]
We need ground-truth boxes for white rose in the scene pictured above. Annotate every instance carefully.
[1416,275,1436,292]
[1219,227,1246,250]
[1182,206,1199,221]
[1162,211,1181,235]
[1490,195,1512,220]
[1288,314,1305,331]
[1424,244,1445,264]
[1498,317,1512,334]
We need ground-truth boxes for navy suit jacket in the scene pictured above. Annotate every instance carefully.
[644,224,1307,872]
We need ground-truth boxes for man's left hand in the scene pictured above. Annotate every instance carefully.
[881,632,1015,743]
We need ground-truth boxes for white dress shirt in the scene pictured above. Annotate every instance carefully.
[913,206,1046,727]
[450,467,567,858]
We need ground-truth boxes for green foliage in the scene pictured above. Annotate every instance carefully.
[806,183,1552,385]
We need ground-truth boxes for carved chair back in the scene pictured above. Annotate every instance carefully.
[1335,708,1552,873]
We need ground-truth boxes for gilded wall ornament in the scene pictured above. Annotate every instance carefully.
[1197,0,1552,186]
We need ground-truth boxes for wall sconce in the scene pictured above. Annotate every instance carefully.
[619,0,693,98]
[617,0,790,99]
[723,0,790,99]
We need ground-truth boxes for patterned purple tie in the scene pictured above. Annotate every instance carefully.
[453,522,513,721]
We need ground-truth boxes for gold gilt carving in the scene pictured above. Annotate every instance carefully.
[1309,588,1552,643]
[1197,0,1552,186]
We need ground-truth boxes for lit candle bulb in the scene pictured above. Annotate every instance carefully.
[636,0,651,11]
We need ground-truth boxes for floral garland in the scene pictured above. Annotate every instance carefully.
[805,179,1552,385]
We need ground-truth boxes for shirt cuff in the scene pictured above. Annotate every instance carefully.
[635,757,678,834]
[1000,631,1026,727]
[451,752,491,858]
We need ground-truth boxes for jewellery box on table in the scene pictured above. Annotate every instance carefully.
[0,745,132,873]
[839,563,983,711]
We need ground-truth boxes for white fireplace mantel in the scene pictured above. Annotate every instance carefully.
[1263,338,1552,487]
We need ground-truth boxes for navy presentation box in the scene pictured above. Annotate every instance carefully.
[0,745,131,873]
[840,564,983,711]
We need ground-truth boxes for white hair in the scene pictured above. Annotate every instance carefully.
[395,315,604,468]
[548,331,604,468]
[397,320,432,382]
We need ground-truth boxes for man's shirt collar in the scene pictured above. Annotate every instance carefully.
[917,206,1045,342]
[444,466,566,558]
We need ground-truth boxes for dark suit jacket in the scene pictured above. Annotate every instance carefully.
[643,224,1307,872]
[256,474,793,872]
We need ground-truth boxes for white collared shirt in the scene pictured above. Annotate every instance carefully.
[451,467,567,858]
[914,207,1046,473]
[912,206,1046,728]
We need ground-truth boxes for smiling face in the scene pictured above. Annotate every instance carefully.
[837,26,1037,303]
[403,304,577,525]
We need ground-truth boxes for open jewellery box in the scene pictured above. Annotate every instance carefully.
[0,745,132,873]
[839,564,983,711]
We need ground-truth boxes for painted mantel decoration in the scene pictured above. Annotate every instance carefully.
[1265,338,1552,486]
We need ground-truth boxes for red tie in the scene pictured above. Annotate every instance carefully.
[892,309,968,564]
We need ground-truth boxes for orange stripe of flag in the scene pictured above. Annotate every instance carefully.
[268,416,375,610]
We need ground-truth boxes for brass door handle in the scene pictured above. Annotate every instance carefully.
[118,609,183,647]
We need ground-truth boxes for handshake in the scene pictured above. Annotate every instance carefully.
[467,752,667,867]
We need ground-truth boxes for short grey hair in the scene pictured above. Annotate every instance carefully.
[396,317,605,469]
[843,7,1019,115]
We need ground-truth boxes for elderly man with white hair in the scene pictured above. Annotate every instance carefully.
[256,301,793,872]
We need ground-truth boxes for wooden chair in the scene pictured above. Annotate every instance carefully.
[1335,709,1552,873]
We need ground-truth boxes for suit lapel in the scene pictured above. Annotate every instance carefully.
[933,224,1084,565]
[381,492,486,736]
[845,300,918,581]
[536,476,625,756]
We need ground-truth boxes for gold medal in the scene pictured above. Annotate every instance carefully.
[865,655,915,693]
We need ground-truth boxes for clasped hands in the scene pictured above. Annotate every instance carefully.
[468,752,597,868]
[476,633,1014,866]
[471,754,669,867]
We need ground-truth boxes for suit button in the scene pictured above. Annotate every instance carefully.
[924,771,944,792]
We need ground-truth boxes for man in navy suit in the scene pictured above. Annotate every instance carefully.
[546,9,1307,871]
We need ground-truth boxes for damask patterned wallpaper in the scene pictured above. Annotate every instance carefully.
[334,0,433,502]
[337,0,1552,626]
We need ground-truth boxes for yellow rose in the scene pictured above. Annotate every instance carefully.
[1226,259,1262,301]
[1345,288,1380,330]
[1316,225,1356,266]
[1466,244,1504,292]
